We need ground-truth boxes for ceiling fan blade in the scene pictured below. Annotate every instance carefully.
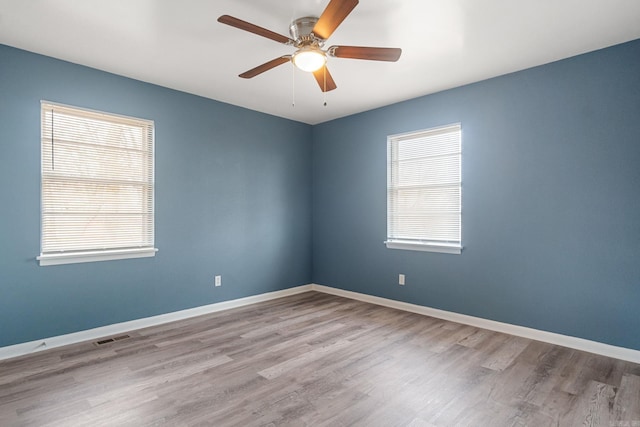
[218,15,294,45]
[312,66,337,92]
[312,0,359,40]
[329,46,402,61]
[239,56,291,79]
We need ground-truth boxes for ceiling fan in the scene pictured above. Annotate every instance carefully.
[218,0,402,92]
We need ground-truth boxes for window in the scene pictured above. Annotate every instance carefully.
[386,123,462,254]
[38,101,156,266]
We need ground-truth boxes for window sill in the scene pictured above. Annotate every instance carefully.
[384,240,462,254]
[37,248,158,266]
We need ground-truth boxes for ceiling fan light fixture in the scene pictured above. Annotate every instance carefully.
[293,46,326,72]
[219,0,401,93]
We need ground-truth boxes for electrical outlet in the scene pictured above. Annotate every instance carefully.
[399,274,405,286]
[215,275,222,287]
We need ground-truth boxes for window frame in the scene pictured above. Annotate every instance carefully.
[37,101,157,266]
[385,123,463,254]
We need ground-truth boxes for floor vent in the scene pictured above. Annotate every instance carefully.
[94,334,131,346]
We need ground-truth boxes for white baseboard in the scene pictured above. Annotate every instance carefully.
[3,283,639,364]
[0,285,312,362]
[310,284,640,364]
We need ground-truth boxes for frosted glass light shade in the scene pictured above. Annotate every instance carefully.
[293,47,326,72]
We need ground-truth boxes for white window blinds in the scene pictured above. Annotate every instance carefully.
[386,124,462,254]
[38,102,156,266]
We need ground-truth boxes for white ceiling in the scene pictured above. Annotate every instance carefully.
[1,0,639,125]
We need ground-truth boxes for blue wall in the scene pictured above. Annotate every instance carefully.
[312,39,640,350]
[0,44,312,347]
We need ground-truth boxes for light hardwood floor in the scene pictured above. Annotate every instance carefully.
[1,291,639,426]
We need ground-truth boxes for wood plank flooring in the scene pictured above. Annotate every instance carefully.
[1,291,639,426]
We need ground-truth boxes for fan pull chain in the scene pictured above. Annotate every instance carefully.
[323,66,327,107]
[291,62,295,107]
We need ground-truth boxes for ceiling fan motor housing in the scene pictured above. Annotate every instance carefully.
[290,17,323,44]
